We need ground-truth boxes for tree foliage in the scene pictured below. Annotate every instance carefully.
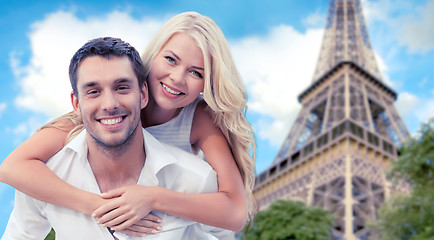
[44,228,55,240]
[243,199,334,240]
[374,118,434,240]
[389,118,434,188]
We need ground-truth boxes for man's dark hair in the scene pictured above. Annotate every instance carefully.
[69,37,145,96]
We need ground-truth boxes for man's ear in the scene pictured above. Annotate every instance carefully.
[71,91,81,117]
[140,82,149,110]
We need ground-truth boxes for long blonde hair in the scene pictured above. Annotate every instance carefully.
[142,12,257,219]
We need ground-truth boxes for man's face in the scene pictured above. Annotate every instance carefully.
[72,55,148,149]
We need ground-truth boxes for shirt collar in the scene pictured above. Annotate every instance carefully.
[63,128,179,185]
[64,129,88,161]
[139,129,178,185]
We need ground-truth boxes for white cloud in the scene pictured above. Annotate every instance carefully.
[363,0,413,24]
[373,52,395,86]
[6,117,49,146]
[11,10,164,118]
[395,91,434,129]
[398,0,434,54]
[302,11,326,28]
[231,25,323,146]
[395,92,420,118]
[256,117,298,147]
[418,98,434,122]
[415,98,434,123]
[364,0,434,54]
[0,103,6,118]
[11,123,28,136]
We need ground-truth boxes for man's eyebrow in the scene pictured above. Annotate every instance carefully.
[114,78,134,84]
[81,81,98,90]
[80,78,134,90]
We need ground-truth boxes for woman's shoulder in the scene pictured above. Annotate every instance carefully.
[191,99,218,143]
[194,99,213,121]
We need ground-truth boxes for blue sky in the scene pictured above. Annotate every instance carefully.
[0,0,433,235]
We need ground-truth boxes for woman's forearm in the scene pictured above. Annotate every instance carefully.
[153,187,248,231]
[183,105,249,230]
[0,126,105,215]
[0,158,104,215]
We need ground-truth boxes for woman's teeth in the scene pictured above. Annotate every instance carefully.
[162,83,182,95]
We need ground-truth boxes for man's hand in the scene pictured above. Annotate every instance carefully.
[92,185,162,236]
[117,215,163,237]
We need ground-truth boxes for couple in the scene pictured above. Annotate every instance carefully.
[0,12,256,239]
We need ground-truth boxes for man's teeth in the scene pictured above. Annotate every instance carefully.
[162,83,181,95]
[100,117,123,125]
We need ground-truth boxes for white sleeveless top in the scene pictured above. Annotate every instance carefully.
[145,97,202,154]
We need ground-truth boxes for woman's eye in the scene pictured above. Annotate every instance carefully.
[165,56,176,64]
[191,70,203,79]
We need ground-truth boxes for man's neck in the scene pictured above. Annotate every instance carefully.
[86,128,146,193]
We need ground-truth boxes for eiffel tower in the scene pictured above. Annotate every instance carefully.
[253,0,410,239]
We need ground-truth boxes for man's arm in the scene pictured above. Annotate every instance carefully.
[2,191,51,240]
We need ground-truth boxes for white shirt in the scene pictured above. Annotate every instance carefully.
[2,129,219,240]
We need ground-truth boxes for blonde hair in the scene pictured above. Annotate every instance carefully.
[39,111,84,145]
[142,12,257,219]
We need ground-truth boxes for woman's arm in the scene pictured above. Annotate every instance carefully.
[95,102,248,232]
[160,102,248,230]
[0,126,104,215]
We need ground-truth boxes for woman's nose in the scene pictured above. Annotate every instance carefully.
[169,67,186,84]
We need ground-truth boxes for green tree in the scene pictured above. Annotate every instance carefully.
[243,199,334,240]
[373,118,434,239]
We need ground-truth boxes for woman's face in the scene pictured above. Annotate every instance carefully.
[148,32,205,111]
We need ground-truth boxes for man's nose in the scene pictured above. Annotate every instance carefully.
[100,91,120,110]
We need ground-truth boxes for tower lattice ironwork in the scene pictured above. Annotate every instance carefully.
[253,0,410,239]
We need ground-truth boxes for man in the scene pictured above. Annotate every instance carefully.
[2,37,218,240]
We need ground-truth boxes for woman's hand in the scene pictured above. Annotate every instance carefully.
[93,185,162,235]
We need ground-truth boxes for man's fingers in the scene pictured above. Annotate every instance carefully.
[134,219,162,230]
[142,213,162,223]
[112,218,162,233]
[117,229,147,237]
[109,217,137,231]
[118,221,162,234]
